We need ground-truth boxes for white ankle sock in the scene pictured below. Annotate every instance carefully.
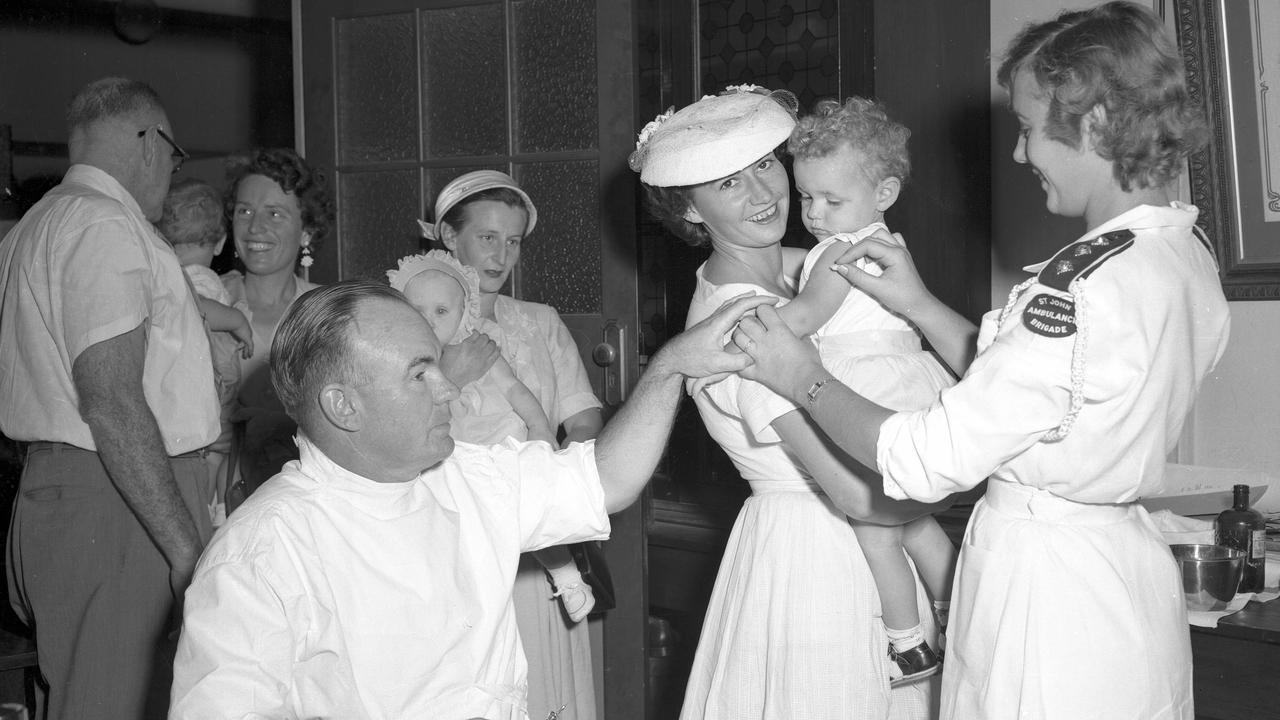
[933,600,951,628]
[885,623,926,653]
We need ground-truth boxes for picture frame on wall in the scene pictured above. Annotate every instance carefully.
[1175,0,1280,300]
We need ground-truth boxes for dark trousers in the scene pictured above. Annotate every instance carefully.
[6,443,212,720]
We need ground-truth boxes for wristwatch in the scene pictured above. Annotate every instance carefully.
[805,376,836,407]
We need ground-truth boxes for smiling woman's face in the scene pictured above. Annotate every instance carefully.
[683,152,790,250]
[232,174,310,279]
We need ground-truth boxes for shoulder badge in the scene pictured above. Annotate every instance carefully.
[1022,293,1076,338]
[1037,229,1136,292]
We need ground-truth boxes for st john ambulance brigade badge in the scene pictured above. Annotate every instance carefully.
[1021,228,1137,339]
[1022,294,1076,337]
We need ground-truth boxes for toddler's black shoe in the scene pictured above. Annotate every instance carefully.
[888,641,941,687]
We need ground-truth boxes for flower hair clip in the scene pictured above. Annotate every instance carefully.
[628,106,675,172]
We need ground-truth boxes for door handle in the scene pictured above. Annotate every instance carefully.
[594,320,626,404]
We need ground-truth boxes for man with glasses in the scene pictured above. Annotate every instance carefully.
[0,76,217,719]
[140,124,189,174]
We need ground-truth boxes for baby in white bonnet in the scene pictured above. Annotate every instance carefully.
[388,250,555,446]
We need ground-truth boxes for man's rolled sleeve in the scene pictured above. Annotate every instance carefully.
[489,439,611,552]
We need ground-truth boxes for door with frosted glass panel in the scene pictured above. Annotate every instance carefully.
[296,1,646,716]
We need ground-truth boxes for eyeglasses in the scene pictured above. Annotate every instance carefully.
[137,126,189,174]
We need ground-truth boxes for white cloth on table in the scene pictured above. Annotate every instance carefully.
[170,434,610,720]
[877,203,1230,719]
[679,265,937,720]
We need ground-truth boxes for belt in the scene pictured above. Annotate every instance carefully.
[27,440,209,460]
[985,480,1131,525]
[747,479,824,495]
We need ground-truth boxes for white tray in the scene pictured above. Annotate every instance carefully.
[1139,464,1274,517]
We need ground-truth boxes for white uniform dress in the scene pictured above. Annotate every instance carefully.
[170,434,610,720]
[877,203,1230,720]
[680,266,937,720]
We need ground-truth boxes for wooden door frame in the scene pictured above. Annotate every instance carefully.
[593,2,646,717]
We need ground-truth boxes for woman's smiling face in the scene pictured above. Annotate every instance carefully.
[683,152,791,249]
[231,174,310,279]
[1010,68,1110,222]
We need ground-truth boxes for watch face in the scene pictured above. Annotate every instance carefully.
[807,377,832,404]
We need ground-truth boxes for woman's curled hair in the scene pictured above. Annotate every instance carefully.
[642,184,713,248]
[225,147,336,247]
[996,0,1206,191]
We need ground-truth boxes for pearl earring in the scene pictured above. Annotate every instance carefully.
[300,240,313,268]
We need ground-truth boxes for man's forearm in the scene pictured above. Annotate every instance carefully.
[593,293,779,512]
[74,327,204,574]
[593,352,684,513]
[88,409,204,571]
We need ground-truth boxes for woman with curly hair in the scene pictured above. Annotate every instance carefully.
[731,3,1229,717]
[221,147,335,498]
[634,86,948,719]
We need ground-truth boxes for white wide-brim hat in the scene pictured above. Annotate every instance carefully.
[417,169,538,241]
[630,87,799,187]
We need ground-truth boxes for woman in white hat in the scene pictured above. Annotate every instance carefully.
[419,170,604,720]
[631,86,946,719]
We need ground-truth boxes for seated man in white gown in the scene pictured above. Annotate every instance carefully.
[169,279,769,720]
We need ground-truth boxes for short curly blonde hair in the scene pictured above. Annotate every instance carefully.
[996,1,1206,191]
[787,96,911,185]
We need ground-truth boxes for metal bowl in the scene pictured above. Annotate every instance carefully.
[1170,544,1245,611]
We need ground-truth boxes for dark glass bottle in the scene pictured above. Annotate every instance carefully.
[1215,484,1267,593]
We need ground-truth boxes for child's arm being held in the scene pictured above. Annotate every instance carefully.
[774,239,857,338]
[489,357,557,445]
[196,296,254,359]
[690,242,848,398]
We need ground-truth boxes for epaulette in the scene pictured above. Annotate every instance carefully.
[1037,229,1136,292]
[996,228,1136,445]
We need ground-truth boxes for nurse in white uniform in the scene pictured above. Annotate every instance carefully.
[730,3,1230,719]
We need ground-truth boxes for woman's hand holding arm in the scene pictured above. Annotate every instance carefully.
[735,306,952,518]
[832,230,978,376]
[734,305,890,470]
